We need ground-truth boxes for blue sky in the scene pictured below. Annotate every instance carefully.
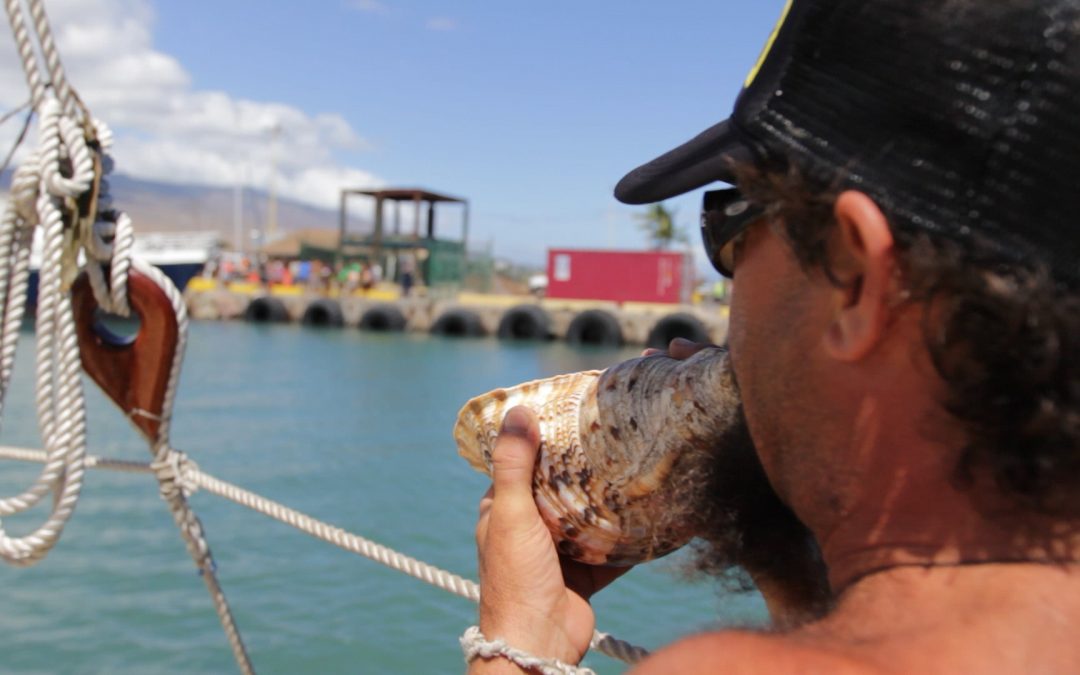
[0,0,789,271]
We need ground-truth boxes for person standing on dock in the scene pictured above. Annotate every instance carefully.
[468,0,1080,672]
[400,253,416,297]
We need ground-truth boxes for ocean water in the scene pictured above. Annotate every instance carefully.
[0,321,767,674]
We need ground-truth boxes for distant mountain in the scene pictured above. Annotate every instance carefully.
[106,174,370,246]
[1,171,373,248]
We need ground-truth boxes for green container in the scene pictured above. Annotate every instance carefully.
[425,239,466,287]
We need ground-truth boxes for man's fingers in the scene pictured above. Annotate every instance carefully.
[491,406,541,500]
[668,337,715,360]
[643,339,717,361]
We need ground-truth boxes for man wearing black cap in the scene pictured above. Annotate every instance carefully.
[469,0,1080,672]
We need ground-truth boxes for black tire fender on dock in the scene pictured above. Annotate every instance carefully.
[302,299,344,327]
[430,308,486,338]
[497,304,553,341]
[359,304,407,332]
[244,296,290,323]
[646,312,710,350]
[565,309,623,346]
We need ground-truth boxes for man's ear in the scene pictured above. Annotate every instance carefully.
[822,191,896,362]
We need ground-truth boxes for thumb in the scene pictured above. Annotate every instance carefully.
[491,406,541,500]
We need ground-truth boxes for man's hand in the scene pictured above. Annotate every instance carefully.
[473,406,628,672]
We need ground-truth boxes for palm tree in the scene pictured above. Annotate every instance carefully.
[636,202,687,250]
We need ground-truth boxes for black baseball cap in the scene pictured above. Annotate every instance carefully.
[615,0,1080,281]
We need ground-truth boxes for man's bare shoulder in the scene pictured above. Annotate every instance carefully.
[630,630,882,675]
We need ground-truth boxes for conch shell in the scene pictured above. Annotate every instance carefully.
[454,347,741,566]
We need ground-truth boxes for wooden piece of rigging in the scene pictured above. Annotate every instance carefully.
[71,270,179,441]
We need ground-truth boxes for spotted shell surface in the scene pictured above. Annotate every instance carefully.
[454,347,741,566]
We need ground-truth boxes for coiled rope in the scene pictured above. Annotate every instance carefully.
[0,0,255,671]
[0,87,93,569]
[0,0,652,671]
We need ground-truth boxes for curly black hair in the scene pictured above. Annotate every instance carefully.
[734,163,1080,516]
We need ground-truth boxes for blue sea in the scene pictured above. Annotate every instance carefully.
[0,321,767,673]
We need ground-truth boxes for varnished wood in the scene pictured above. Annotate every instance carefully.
[71,271,179,442]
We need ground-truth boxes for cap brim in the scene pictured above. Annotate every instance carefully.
[614,119,753,205]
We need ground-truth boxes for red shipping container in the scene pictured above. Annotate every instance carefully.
[546,249,687,304]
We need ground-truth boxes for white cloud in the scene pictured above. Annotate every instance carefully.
[0,0,382,209]
[425,17,458,32]
[289,166,382,207]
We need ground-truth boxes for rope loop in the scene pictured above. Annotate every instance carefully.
[82,213,133,317]
[38,97,92,199]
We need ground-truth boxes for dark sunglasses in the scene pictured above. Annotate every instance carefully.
[701,188,766,278]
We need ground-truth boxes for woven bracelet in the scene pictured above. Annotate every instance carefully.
[460,625,596,675]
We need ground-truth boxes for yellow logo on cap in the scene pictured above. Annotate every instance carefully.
[745,0,794,89]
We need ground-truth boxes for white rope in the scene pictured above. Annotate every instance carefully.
[0,164,35,416]
[189,463,485,602]
[24,0,75,115]
[0,443,652,666]
[4,0,47,109]
[0,444,152,473]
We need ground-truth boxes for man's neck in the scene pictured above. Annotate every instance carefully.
[817,479,1080,593]
[792,561,1080,673]
[803,372,1080,593]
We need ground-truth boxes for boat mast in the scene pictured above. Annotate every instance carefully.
[266,123,281,245]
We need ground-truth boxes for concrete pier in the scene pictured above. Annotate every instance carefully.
[184,280,728,347]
